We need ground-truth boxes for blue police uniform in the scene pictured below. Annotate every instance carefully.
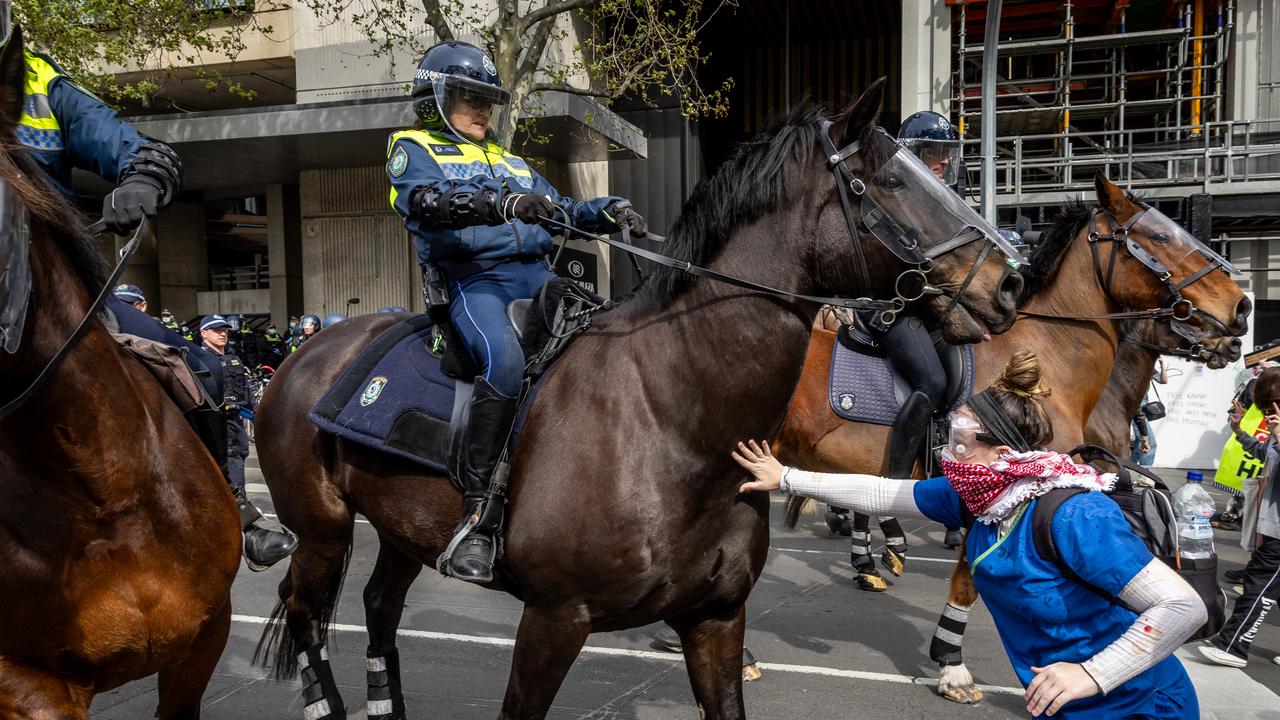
[913,479,1198,719]
[387,127,621,395]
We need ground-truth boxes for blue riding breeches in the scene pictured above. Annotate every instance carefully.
[446,258,554,397]
[882,315,945,406]
[106,296,225,402]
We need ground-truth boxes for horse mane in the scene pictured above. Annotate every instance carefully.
[632,103,887,308]
[0,142,103,292]
[1018,200,1093,301]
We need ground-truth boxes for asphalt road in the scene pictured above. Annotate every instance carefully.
[88,458,1280,720]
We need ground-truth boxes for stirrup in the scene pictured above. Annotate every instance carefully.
[436,511,481,577]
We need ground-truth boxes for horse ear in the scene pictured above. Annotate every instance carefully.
[0,26,25,136]
[1093,170,1131,215]
[832,77,887,147]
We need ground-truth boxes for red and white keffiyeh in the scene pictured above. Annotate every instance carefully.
[940,450,1117,524]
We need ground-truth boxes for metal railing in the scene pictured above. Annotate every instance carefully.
[962,118,1280,201]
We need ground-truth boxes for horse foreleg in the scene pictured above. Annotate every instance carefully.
[931,552,983,705]
[497,604,590,720]
[0,658,91,720]
[156,599,232,720]
[671,605,747,720]
[363,538,424,720]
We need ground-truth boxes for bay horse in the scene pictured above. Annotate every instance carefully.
[253,79,1025,720]
[776,174,1249,703]
[0,29,241,720]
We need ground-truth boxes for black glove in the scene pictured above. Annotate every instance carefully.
[102,174,164,235]
[506,193,558,225]
[604,199,647,240]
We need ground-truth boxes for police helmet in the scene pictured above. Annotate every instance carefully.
[412,41,510,143]
[225,314,242,332]
[897,111,961,189]
[322,313,346,329]
[299,314,321,333]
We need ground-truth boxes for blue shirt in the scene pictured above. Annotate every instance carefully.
[913,477,1197,719]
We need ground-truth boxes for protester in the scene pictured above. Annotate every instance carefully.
[735,351,1205,718]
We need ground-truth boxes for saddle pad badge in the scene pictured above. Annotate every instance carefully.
[361,376,388,407]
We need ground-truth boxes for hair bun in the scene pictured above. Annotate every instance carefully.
[992,350,1050,399]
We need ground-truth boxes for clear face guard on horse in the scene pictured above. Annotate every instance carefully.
[0,179,31,353]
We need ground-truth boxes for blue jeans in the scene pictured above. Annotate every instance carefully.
[1130,420,1157,466]
[107,296,224,400]
[447,258,553,397]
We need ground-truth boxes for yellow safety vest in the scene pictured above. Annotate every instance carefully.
[1214,404,1269,493]
[18,51,64,152]
[386,129,534,210]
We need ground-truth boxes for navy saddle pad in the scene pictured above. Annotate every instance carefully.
[828,340,974,425]
[309,315,456,472]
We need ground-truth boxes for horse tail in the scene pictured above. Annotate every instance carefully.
[252,541,354,680]
[783,495,818,529]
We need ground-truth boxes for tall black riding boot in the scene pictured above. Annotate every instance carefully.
[445,378,518,584]
[885,391,935,570]
[235,486,298,572]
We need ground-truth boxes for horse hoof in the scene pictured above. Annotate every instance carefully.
[742,663,762,683]
[855,571,889,592]
[939,684,984,704]
[881,545,906,577]
[937,664,983,705]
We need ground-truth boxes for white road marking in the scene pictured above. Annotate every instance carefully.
[228,614,1024,696]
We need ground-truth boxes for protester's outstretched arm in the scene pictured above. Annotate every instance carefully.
[732,440,929,520]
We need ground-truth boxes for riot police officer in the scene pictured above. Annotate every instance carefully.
[388,40,644,584]
[288,314,320,352]
[262,323,286,366]
[158,307,180,333]
[199,315,297,570]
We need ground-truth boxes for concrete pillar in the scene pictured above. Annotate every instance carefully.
[565,160,612,296]
[1227,0,1260,120]
[156,202,207,320]
[267,183,303,329]
[117,227,159,312]
[900,0,952,116]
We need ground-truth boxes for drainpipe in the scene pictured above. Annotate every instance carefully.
[1192,0,1205,134]
[981,0,1003,224]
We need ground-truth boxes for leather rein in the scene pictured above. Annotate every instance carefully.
[0,218,145,420]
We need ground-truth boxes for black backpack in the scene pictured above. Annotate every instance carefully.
[1030,445,1226,641]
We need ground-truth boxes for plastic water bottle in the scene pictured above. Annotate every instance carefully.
[1172,471,1216,560]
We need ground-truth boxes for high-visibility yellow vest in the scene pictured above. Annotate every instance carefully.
[1214,404,1269,494]
[386,128,533,210]
[18,51,64,152]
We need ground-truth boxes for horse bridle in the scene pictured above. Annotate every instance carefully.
[0,218,145,420]
[818,120,1002,329]
[1086,206,1236,344]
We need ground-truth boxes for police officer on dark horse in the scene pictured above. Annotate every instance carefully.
[387,40,646,583]
[1,0,294,571]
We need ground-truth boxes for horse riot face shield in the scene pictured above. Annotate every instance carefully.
[430,73,511,147]
[858,130,1027,269]
[0,179,31,353]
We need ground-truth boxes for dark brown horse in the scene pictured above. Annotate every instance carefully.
[0,30,241,720]
[253,79,1025,720]
[776,174,1249,703]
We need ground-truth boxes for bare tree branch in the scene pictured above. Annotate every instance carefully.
[517,18,555,81]
[421,0,455,41]
[518,0,596,35]
[529,82,619,99]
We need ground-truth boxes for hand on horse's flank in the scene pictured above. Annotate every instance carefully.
[733,440,783,493]
[1025,663,1100,717]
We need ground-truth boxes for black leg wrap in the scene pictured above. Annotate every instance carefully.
[366,647,405,720]
[930,603,970,667]
[298,645,345,720]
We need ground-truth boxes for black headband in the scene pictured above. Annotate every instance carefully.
[967,389,1032,453]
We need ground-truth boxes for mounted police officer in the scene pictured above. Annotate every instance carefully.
[387,40,645,584]
[199,315,297,570]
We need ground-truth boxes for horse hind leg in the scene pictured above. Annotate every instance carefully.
[155,600,232,720]
[931,551,983,705]
[363,538,424,720]
[497,604,590,720]
[253,509,355,720]
[671,605,747,720]
[0,659,91,720]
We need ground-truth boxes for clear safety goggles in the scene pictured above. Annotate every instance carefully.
[945,412,1001,462]
[0,178,31,354]
[433,75,511,147]
[860,134,1028,268]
